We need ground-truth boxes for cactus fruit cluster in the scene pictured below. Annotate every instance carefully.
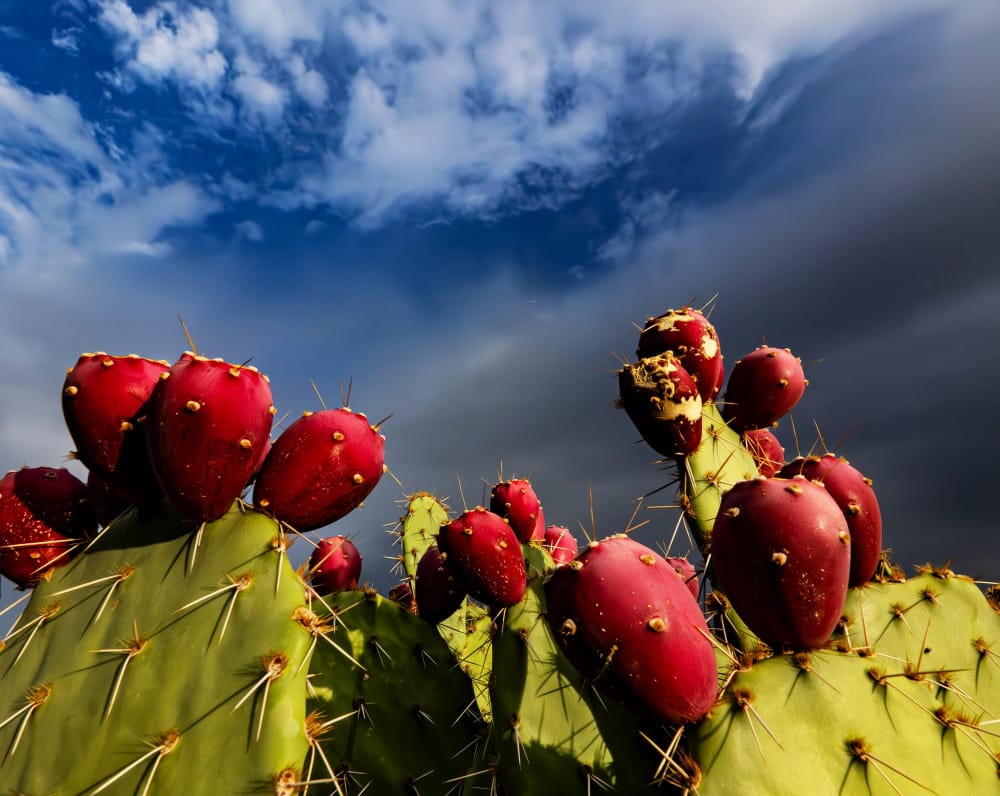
[2,303,998,795]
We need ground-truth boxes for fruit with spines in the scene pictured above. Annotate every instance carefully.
[779,453,882,587]
[146,352,274,523]
[437,507,527,607]
[62,352,169,502]
[253,407,385,531]
[710,475,851,649]
[618,353,703,457]
[490,477,545,542]
[308,534,362,595]
[415,543,467,624]
[0,467,95,587]
[722,345,806,432]
[742,427,784,477]
[545,534,717,725]
[667,555,699,599]
[542,524,578,566]
[636,307,724,402]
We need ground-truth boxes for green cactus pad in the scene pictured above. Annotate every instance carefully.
[398,491,450,582]
[682,402,758,553]
[690,573,1000,795]
[0,502,312,795]
[490,577,662,795]
[306,589,486,794]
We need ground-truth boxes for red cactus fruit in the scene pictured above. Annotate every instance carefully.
[62,352,169,502]
[0,467,95,587]
[85,470,131,529]
[146,353,275,524]
[779,454,883,587]
[544,535,717,725]
[489,478,545,543]
[636,308,724,402]
[666,556,699,600]
[437,507,526,607]
[308,535,362,595]
[618,354,703,458]
[415,544,467,624]
[542,524,578,567]
[388,580,417,613]
[710,476,851,649]
[742,427,785,477]
[253,408,385,532]
[722,346,807,432]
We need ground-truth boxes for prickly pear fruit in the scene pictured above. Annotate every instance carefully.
[84,470,131,528]
[545,534,717,725]
[415,544,467,624]
[710,476,851,649]
[542,524,578,566]
[0,467,95,587]
[636,307,724,402]
[742,427,784,477]
[722,346,806,432]
[490,478,545,542]
[437,507,526,607]
[62,352,169,501]
[618,353,703,457]
[308,534,362,595]
[146,353,274,523]
[779,454,882,587]
[253,407,385,532]
[666,555,699,599]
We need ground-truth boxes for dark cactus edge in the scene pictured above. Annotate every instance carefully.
[1,307,998,795]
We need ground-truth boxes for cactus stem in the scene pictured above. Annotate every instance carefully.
[5,601,61,666]
[732,687,784,755]
[53,565,135,629]
[87,728,180,796]
[0,683,51,761]
[232,652,288,742]
[369,636,393,667]
[846,737,933,795]
[271,533,288,595]
[935,707,1000,759]
[93,619,147,720]
[642,725,685,782]
[174,572,253,644]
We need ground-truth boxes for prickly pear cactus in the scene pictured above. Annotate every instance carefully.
[0,502,312,794]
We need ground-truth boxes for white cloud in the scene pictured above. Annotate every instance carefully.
[236,219,263,241]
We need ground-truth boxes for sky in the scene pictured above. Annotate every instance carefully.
[2,1,1000,615]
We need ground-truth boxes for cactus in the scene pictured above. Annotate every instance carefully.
[0,501,312,794]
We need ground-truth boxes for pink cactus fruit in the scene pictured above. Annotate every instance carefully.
[308,535,362,595]
[618,353,703,457]
[489,478,545,543]
[742,427,785,477]
[62,353,170,502]
[0,467,96,587]
[542,524,579,566]
[544,535,718,725]
[253,408,385,532]
[636,307,724,402]
[146,352,274,524]
[722,346,807,432]
[415,544,467,624]
[436,507,526,607]
[779,454,883,587]
[710,476,851,649]
[666,555,699,600]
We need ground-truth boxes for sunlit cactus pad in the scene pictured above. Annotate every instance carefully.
[0,503,312,795]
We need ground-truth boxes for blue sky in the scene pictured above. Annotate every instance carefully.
[2,1,1000,608]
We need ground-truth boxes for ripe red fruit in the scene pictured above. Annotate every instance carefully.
[437,507,526,607]
[146,353,275,524]
[779,454,883,587]
[253,408,385,532]
[722,346,806,432]
[636,308,724,402]
[666,556,699,600]
[415,544,467,624]
[0,467,95,587]
[490,478,545,543]
[545,535,717,725]
[542,525,578,566]
[742,427,785,477]
[618,353,703,457]
[62,353,169,502]
[308,535,362,595]
[710,476,851,649]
